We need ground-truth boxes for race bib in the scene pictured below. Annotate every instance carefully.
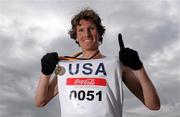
[57,57,123,117]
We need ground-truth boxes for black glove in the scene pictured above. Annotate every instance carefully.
[118,33,143,70]
[119,48,143,70]
[41,52,59,75]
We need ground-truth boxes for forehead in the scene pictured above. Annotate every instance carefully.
[77,19,96,27]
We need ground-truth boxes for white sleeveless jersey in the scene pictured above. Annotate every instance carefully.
[57,56,123,117]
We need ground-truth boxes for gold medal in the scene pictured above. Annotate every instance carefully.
[55,64,65,76]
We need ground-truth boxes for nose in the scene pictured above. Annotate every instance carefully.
[84,29,92,38]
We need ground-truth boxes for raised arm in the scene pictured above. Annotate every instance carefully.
[35,74,58,107]
[122,66,160,110]
[118,33,160,110]
[35,52,59,107]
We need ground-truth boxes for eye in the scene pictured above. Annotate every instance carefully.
[78,28,83,32]
[89,26,95,31]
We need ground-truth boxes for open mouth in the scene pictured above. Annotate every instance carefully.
[84,38,93,42]
[84,39,92,42]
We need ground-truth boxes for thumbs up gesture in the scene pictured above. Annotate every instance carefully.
[118,33,143,70]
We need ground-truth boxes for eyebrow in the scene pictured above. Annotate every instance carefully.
[77,23,96,27]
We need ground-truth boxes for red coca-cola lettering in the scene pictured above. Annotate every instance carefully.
[67,78,106,86]
[74,79,95,85]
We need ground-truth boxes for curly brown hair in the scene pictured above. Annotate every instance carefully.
[68,8,105,45]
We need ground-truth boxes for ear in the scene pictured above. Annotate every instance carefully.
[76,38,79,42]
[75,39,79,45]
[99,41,102,45]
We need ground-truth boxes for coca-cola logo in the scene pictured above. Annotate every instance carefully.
[67,78,106,86]
[74,79,95,85]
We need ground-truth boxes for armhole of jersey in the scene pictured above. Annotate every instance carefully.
[116,57,124,105]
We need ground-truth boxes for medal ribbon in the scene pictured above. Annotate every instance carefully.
[55,51,99,75]
[58,50,100,61]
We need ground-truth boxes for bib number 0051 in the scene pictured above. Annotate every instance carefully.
[69,90,102,101]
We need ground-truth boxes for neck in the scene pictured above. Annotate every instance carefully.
[81,50,105,59]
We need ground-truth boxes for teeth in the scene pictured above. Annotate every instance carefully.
[84,39,93,42]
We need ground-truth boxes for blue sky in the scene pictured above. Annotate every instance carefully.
[0,0,180,117]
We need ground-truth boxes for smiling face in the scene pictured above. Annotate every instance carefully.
[76,19,100,51]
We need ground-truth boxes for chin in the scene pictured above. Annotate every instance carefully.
[81,44,98,51]
[83,46,98,51]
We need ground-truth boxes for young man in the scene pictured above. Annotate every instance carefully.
[35,9,160,117]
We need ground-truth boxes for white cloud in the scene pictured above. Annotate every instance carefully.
[148,39,180,67]
[124,102,180,117]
